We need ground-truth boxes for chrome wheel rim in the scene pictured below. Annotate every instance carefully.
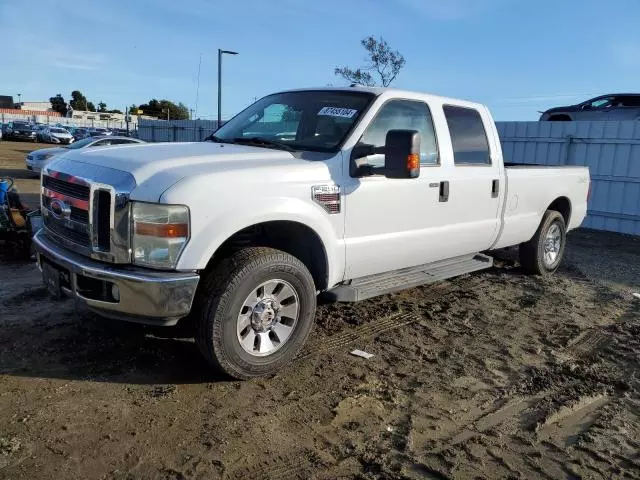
[543,223,562,267]
[236,279,300,357]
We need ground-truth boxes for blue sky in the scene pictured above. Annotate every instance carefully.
[1,0,639,121]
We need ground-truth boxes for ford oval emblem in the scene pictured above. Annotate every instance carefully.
[50,199,71,220]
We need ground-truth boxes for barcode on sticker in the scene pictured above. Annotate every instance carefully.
[318,107,358,118]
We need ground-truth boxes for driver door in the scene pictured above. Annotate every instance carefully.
[343,99,451,279]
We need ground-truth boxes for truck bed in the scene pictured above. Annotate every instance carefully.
[492,164,590,249]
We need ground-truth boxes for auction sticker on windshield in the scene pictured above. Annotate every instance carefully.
[318,107,358,118]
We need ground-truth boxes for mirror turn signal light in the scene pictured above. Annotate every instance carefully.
[407,153,419,170]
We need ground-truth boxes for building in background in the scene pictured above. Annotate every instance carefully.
[0,96,14,108]
[15,101,53,111]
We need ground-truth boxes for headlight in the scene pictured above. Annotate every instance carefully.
[131,202,190,269]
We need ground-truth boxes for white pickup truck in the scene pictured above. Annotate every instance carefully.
[34,87,590,379]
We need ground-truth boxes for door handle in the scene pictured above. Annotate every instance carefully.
[439,181,449,202]
[491,179,499,198]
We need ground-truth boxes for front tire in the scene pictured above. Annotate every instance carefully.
[194,247,316,379]
[519,210,566,275]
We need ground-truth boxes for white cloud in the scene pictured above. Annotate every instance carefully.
[49,52,105,71]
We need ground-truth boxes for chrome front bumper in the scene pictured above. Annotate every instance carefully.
[33,230,200,326]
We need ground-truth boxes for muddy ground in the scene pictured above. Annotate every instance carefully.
[1,140,640,479]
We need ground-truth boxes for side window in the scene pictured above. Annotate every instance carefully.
[92,139,110,147]
[590,97,613,109]
[443,105,491,165]
[359,100,439,167]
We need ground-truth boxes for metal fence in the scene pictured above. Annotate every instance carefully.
[137,119,222,143]
[136,119,301,143]
[497,121,640,235]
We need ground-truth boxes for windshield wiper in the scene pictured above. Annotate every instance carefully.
[205,134,234,144]
[232,137,296,152]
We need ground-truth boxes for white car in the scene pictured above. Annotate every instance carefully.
[33,87,590,379]
[25,135,145,175]
[38,126,74,145]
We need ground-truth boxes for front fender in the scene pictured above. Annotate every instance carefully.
[175,196,345,288]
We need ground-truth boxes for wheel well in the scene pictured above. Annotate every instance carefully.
[548,114,572,121]
[547,197,571,225]
[206,221,329,290]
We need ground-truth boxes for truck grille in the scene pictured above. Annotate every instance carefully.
[42,174,109,251]
[43,176,90,200]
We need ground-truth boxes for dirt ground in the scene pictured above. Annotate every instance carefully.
[1,139,639,479]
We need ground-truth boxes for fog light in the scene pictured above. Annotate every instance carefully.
[111,284,120,302]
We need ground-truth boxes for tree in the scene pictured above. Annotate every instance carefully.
[334,36,406,87]
[135,99,189,120]
[69,90,90,111]
[49,94,67,116]
[98,101,107,112]
[86,101,96,112]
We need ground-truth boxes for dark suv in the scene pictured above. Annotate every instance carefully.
[2,121,37,141]
[540,94,640,121]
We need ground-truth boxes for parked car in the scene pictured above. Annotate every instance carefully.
[68,127,90,141]
[33,87,590,379]
[88,127,112,137]
[540,93,640,121]
[111,128,131,137]
[38,126,75,145]
[2,121,37,142]
[25,135,145,176]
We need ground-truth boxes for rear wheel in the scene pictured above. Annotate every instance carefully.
[519,210,566,275]
[194,247,316,379]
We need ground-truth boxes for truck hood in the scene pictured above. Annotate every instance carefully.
[53,141,327,201]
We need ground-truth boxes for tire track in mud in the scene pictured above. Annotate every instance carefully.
[406,270,633,461]
[299,276,489,359]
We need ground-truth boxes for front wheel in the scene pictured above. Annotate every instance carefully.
[194,247,316,379]
[519,210,566,275]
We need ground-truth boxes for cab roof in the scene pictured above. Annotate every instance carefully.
[277,86,484,109]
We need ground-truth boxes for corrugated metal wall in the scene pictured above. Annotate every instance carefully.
[497,121,640,235]
[137,119,221,143]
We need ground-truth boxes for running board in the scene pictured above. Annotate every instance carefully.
[326,254,493,302]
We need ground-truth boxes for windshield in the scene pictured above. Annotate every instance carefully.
[65,137,95,149]
[212,90,375,152]
[14,123,31,129]
[51,128,68,133]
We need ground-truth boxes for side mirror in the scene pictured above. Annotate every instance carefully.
[384,130,420,179]
[350,143,376,160]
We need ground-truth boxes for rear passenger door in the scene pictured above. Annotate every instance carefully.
[442,105,503,252]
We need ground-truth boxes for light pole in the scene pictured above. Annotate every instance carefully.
[217,49,238,126]
[16,93,21,107]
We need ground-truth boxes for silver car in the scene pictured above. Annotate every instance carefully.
[25,135,145,176]
[38,126,74,144]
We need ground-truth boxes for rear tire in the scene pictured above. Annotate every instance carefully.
[519,210,566,275]
[193,247,316,379]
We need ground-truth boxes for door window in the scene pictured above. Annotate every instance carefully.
[443,105,491,165]
[589,97,614,109]
[359,100,439,168]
